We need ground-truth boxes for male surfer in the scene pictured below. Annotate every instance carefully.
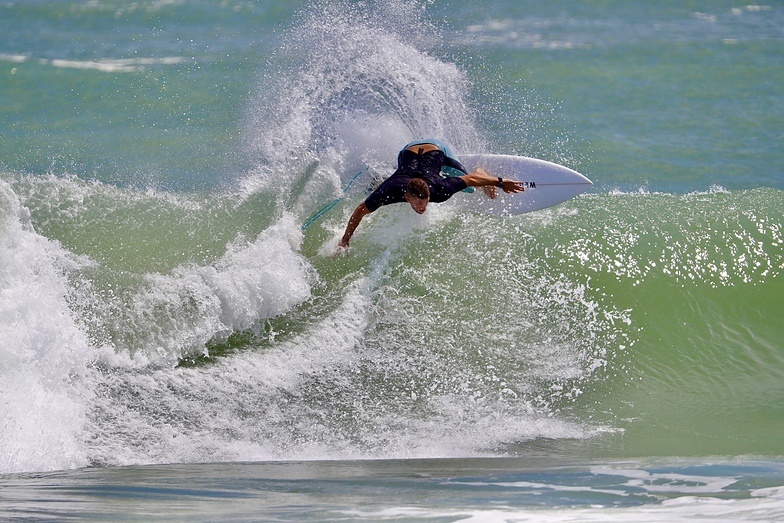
[338,140,525,251]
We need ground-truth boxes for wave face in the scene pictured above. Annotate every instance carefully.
[1,0,783,474]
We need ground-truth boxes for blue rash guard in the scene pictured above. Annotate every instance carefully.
[364,144,470,213]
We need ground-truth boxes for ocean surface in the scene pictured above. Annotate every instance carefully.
[1,0,783,521]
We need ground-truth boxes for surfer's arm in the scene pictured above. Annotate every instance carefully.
[339,201,371,249]
[460,168,525,193]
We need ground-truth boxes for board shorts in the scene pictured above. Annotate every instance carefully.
[403,139,475,192]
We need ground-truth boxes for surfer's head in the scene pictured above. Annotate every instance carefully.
[404,179,430,214]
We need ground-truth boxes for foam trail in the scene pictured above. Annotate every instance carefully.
[85,275,375,465]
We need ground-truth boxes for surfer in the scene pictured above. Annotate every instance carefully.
[338,140,525,251]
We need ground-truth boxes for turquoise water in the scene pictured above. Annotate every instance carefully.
[1,0,783,520]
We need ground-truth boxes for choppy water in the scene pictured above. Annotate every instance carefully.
[1,0,782,520]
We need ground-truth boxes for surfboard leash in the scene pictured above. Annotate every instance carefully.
[301,168,367,231]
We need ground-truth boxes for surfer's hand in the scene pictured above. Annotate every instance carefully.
[461,170,525,195]
[482,186,497,199]
[334,241,350,257]
[502,179,525,193]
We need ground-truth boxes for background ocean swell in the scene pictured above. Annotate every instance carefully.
[1,0,783,475]
[538,188,784,456]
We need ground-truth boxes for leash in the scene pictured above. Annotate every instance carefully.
[301,168,366,231]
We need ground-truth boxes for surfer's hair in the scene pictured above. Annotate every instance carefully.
[405,178,430,200]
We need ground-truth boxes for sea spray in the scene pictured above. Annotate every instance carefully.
[242,0,484,202]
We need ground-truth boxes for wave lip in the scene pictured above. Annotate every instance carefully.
[99,215,316,366]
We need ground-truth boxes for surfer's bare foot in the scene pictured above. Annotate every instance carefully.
[482,185,497,199]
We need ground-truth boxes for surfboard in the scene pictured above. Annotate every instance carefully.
[451,154,593,216]
[303,153,592,230]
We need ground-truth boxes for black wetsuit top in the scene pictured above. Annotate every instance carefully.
[364,149,469,213]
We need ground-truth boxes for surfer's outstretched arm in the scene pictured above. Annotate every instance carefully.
[460,168,526,194]
[339,202,371,250]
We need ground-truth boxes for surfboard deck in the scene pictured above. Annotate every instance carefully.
[452,154,593,216]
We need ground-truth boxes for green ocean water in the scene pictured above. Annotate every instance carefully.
[1,0,783,520]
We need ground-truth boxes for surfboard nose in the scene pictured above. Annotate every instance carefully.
[455,154,593,216]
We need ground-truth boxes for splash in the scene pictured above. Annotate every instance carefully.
[0,1,627,473]
[0,175,318,472]
[0,181,93,472]
[242,0,485,201]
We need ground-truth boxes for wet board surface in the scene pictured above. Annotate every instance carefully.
[452,154,593,216]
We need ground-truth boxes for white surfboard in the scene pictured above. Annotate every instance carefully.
[452,154,593,216]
